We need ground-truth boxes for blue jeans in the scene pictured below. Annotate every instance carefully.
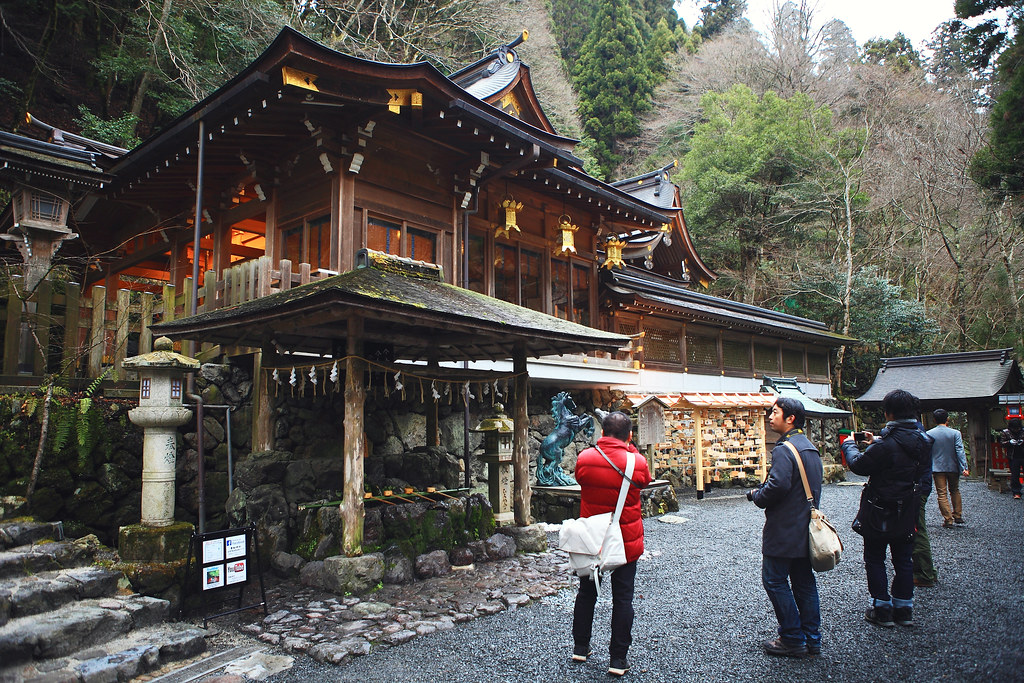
[761,555,820,647]
[863,535,914,603]
[572,561,637,659]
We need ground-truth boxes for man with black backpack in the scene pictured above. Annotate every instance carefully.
[841,389,933,628]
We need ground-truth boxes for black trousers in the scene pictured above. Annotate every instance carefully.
[1011,457,1024,495]
[572,561,637,660]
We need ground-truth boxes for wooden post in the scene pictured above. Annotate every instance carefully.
[88,285,106,378]
[3,278,22,375]
[33,279,53,376]
[113,288,130,380]
[139,292,154,354]
[62,282,81,377]
[694,407,705,499]
[252,346,274,452]
[758,410,769,482]
[512,345,530,525]
[426,353,439,447]
[342,316,366,555]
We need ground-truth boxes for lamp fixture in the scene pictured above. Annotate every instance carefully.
[554,214,578,256]
[496,193,522,239]
[602,235,626,270]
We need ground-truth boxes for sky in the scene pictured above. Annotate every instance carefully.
[675,0,960,51]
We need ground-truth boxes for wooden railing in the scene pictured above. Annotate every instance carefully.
[0,257,328,382]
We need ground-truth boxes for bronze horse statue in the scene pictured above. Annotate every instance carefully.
[536,392,594,486]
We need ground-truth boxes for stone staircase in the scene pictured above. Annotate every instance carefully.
[0,503,209,682]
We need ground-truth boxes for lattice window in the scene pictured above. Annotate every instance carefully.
[140,378,151,400]
[722,339,750,370]
[807,352,829,377]
[686,332,718,367]
[754,343,779,374]
[782,348,804,375]
[646,328,681,363]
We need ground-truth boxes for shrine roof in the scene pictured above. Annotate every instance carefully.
[603,267,855,347]
[151,249,630,363]
[856,349,1023,406]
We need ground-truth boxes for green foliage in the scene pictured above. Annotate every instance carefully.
[74,106,141,149]
[678,84,835,301]
[695,0,748,39]
[862,33,922,72]
[573,0,655,178]
[646,17,676,83]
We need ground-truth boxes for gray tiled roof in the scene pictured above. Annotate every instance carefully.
[856,349,1023,404]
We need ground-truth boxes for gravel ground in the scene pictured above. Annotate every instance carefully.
[260,476,1023,682]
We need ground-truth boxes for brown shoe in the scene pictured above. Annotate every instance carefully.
[763,638,808,659]
[942,520,954,528]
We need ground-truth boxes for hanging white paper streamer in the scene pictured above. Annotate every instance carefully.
[394,372,403,392]
[289,367,297,386]
[272,368,280,384]
[309,366,318,386]
[431,380,440,400]
[330,361,339,384]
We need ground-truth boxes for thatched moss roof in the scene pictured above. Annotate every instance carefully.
[152,251,629,362]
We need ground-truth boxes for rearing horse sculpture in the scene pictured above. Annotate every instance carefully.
[536,392,594,486]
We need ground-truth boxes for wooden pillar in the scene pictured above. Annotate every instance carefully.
[694,407,705,499]
[426,352,439,447]
[966,407,990,476]
[252,346,275,452]
[342,316,366,555]
[512,345,530,525]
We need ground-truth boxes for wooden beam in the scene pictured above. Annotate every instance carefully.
[252,345,274,452]
[342,315,366,555]
[512,344,530,525]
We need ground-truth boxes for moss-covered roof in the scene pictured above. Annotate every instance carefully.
[152,251,629,362]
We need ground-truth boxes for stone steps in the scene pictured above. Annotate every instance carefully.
[0,513,210,681]
[0,621,208,683]
[0,565,123,626]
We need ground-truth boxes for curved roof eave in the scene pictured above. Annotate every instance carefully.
[109,27,578,178]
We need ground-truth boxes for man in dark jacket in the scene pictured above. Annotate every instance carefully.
[572,411,652,677]
[841,389,932,628]
[1000,417,1024,499]
[747,397,823,659]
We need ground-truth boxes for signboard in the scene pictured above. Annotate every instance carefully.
[195,528,251,592]
[182,524,267,627]
[637,398,667,447]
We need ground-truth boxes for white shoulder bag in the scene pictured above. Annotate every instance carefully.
[559,448,636,591]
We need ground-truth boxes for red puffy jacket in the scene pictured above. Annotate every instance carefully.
[575,435,652,563]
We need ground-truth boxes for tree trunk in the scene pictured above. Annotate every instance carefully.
[26,384,54,505]
[129,0,174,128]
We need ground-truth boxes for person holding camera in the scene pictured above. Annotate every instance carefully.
[746,397,823,659]
[1000,417,1024,499]
[841,389,933,628]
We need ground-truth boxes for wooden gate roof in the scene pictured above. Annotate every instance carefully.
[151,250,630,362]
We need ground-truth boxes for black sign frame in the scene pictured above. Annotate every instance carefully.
[181,524,268,627]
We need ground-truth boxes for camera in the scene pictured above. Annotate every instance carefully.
[853,432,867,442]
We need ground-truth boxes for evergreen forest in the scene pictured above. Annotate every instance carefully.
[1,0,1022,398]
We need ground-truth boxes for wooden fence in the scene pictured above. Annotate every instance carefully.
[0,256,326,382]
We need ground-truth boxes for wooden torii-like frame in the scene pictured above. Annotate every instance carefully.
[153,250,629,555]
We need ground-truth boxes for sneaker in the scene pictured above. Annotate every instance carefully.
[913,578,936,587]
[806,643,821,656]
[865,606,895,627]
[762,638,808,659]
[894,606,914,627]
[608,657,630,676]
[571,645,591,663]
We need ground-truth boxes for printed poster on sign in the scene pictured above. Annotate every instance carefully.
[203,564,224,590]
[202,538,225,564]
[226,559,247,585]
[225,534,247,560]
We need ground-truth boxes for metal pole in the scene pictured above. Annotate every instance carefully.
[462,192,478,490]
[189,119,207,532]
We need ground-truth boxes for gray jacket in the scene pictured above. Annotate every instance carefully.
[926,424,967,473]
[751,431,823,558]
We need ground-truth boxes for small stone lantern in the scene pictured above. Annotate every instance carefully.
[472,404,515,524]
[122,336,199,527]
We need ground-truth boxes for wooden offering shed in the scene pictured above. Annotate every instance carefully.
[666,393,776,499]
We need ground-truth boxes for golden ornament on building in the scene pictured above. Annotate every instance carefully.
[553,214,578,255]
[602,235,626,270]
[496,195,523,239]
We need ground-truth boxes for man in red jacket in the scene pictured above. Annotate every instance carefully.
[571,411,652,677]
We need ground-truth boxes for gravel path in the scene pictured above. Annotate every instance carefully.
[261,476,1023,682]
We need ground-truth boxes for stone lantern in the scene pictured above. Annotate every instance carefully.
[122,337,199,527]
[472,404,515,525]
